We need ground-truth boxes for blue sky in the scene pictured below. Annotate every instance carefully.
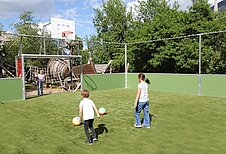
[0,0,218,39]
[0,0,103,38]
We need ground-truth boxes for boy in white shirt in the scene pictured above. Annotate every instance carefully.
[79,90,100,145]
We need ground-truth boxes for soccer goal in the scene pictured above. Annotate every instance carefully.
[16,54,83,100]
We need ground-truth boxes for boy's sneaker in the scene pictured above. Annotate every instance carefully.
[84,141,93,145]
[133,124,142,128]
[93,138,98,141]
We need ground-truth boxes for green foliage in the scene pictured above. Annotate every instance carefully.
[91,0,226,73]
[4,11,42,67]
[0,23,3,31]
[4,11,69,69]
[93,0,132,71]
[0,89,226,153]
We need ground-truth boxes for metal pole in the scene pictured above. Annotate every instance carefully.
[0,57,2,78]
[70,58,73,90]
[198,34,202,96]
[15,56,18,77]
[77,41,80,55]
[125,43,128,88]
[61,39,64,55]
[57,40,60,55]
[214,0,218,12]
[80,57,83,91]
[43,22,51,55]
[39,37,42,55]
[21,54,26,100]
[19,36,23,55]
[43,28,45,55]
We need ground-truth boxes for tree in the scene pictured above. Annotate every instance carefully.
[135,0,173,22]
[4,11,59,68]
[4,11,41,67]
[91,0,226,73]
[84,35,106,64]
[128,0,226,73]
[200,11,226,73]
[93,0,132,71]
[127,0,185,72]
[0,23,4,77]
[185,0,226,73]
[0,23,3,31]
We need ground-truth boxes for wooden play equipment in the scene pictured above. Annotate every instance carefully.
[46,58,79,90]
[45,58,112,90]
[94,60,112,74]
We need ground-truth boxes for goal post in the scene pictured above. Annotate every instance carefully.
[16,54,82,100]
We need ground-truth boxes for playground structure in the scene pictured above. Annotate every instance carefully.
[22,58,112,92]
[1,16,113,94]
[0,32,16,78]
[11,17,85,98]
[17,54,83,99]
[94,60,113,74]
[3,13,226,101]
[2,28,226,101]
[0,61,16,78]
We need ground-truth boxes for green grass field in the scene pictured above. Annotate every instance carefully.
[0,89,226,154]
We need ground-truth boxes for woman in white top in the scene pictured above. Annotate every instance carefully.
[134,73,150,128]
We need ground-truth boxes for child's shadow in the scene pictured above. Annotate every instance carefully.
[141,114,156,125]
[95,124,108,139]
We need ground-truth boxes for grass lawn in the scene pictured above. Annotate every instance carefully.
[0,89,226,154]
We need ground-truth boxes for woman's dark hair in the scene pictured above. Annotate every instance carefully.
[138,73,145,80]
[138,73,150,84]
[145,78,150,84]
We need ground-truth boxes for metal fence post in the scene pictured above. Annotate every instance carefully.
[22,54,25,100]
[80,57,83,91]
[198,34,202,96]
[125,43,128,88]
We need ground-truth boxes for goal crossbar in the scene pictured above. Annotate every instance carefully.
[21,54,82,59]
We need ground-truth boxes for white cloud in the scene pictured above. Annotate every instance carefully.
[57,0,75,3]
[53,7,79,20]
[37,22,51,33]
[208,0,223,5]
[126,0,222,13]
[168,0,192,10]
[83,0,102,9]
[126,0,137,12]
[76,20,92,24]
[169,0,223,10]
[53,7,92,29]
[57,0,79,7]
[0,0,55,19]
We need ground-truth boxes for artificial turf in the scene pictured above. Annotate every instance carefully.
[0,89,226,153]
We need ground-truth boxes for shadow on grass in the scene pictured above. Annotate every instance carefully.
[141,114,157,126]
[94,124,108,139]
[26,93,51,100]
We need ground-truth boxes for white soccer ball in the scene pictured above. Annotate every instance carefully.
[72,116,81,126]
